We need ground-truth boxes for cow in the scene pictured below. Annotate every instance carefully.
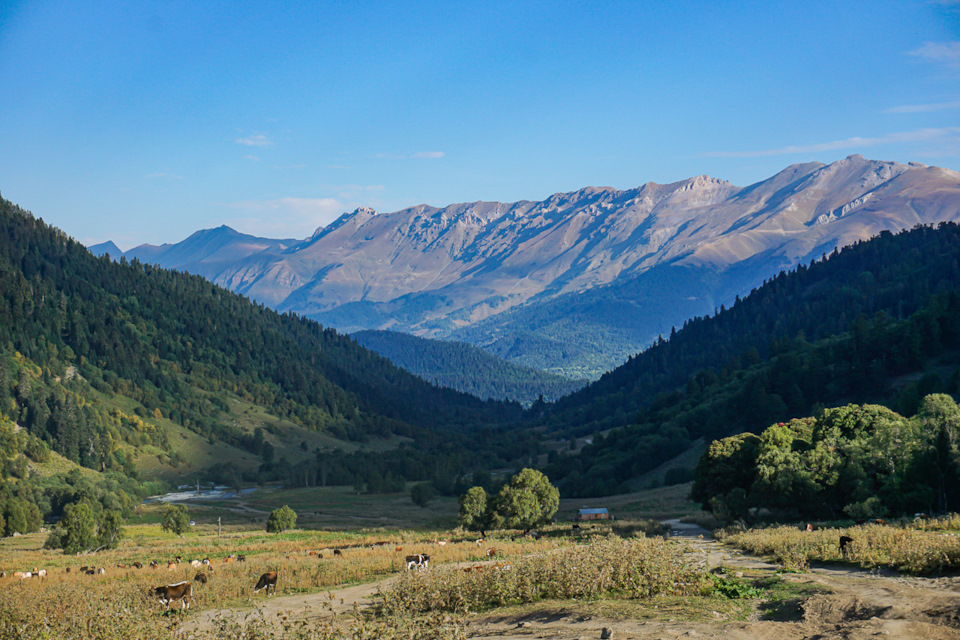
[309,550,318,556]
[167,562,177,571]
[486,548,497,558]
[35,569,46,579]
[395,546,403,552]
[84,569,96,575]
[236,555,246,562]
[333,549,342,557]
[150,581,192,609]
[405,554,429,571]
[149,561,159,569]
[132,562,143,569]
[839,535,854,556]
[253,571,278,595]
[97,567,106,575]
[190,560,202,568]
[194,572,208,584]
[80,566,90,573]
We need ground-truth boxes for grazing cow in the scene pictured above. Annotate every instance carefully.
[149,561,159,569]
[839,535,854,555]
[151,581,192,609]
[236,555,246,562]
[117,564,127,569]
[80,566,90,573]
[486,548,497,558]
[19,572,32,580]
[194,572,208,584]
[36,569,47,579]
[85,569,96,575]
[333,549,342,557]
[201,558,211,565]
[167,562,177,571]
[222,557,234,564]
[190,560,202,568]
[309,550,318,556]
[435,539,447,546]
[132,562,143,569]
[175,555,182,564]
[405,554,429,571]
[97,567,106,575]
[253,571,278,595]
[395,546,403,552]
[476,538,485,546]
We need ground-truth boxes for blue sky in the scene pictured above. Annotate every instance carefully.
[1,0,958,248]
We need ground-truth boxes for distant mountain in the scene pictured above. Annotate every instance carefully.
[88,240,123,260]
[351,330,587,404]
[95,156,960,378]
[122,226,300,283]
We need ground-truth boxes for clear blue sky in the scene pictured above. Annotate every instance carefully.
[1,0,958,248]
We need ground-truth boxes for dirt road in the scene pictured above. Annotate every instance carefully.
[182,525,960,639]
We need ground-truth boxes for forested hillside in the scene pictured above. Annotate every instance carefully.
[351,330,586,404]
[0,195,524,533]
[542,224,960,496]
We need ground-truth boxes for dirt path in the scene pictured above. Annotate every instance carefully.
[182,525,960,639]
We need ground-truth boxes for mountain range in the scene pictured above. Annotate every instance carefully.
[92,155,960,379]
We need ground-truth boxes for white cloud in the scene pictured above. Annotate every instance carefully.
[235,133,274,147]
[244,154,261,161]
[218,197,346,238]
[908,41,960,75]
[882,100,960,114]
[701,127,960,158]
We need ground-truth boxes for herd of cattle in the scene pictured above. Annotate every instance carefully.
[3,539,488,610]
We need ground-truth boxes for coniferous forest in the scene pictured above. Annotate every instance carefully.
[5,188,960,529]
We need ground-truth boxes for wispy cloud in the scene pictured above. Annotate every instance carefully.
[908,41,960,73]
[883,100,960,114]
[235,133,274,147]
[219,197,345,238]
[701,127,960,158]
[243,155,261,161]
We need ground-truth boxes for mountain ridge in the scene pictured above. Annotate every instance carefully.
[94,156,960,378]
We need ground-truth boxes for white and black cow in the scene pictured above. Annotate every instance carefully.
[405,554,429,571]
[253,571,278,595]
[150,581,192,609]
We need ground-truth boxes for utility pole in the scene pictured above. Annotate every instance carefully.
[218,516,221,539]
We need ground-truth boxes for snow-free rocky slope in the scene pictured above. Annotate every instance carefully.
[98,156,960,378]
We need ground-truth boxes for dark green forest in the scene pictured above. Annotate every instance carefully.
[543,224,960,497]
[351,330,586,405]
[0,194,528,532]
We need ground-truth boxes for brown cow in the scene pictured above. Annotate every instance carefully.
[194,572,208,584]
[254,571,278,595]
[486,548,497,557]
[150,581,192,609]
